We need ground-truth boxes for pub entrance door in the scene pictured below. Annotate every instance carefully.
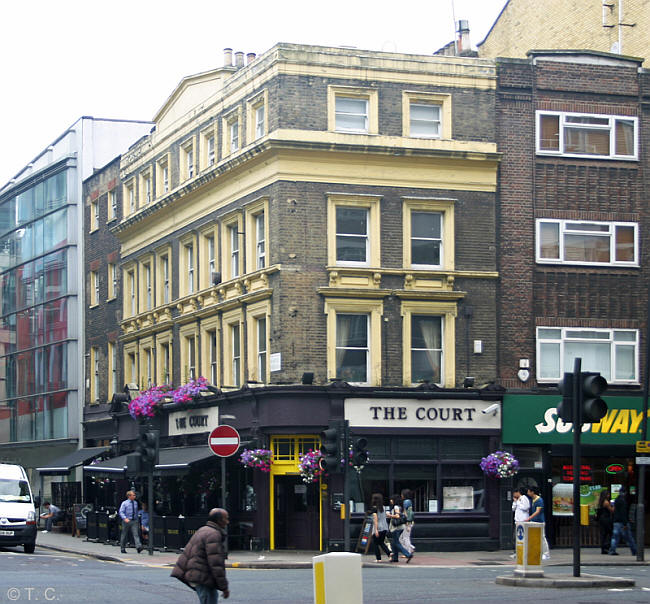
[274,475,319,550]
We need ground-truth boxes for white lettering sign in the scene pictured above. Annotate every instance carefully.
[169,407,220,436]
[344,398,500,429]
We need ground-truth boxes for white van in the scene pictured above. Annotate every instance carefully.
[0,463,39,553]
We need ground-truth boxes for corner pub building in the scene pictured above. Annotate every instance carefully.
[85,383,503,551]
[79,43,504,551]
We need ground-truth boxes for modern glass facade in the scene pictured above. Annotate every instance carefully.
[0,169,71,442]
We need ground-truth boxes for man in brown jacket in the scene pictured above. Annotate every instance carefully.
[171,507,230,603]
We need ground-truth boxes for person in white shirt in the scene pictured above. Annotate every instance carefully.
[510,487,530,557]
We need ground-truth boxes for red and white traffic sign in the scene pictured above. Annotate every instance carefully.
[208,425,241,457]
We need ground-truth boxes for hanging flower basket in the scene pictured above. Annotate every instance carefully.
[128,384,173,420]
[127,378,210,420]
[239,448,273,472]
[480,450,519,479]
[298,449,326,484]
[348,445,370,473]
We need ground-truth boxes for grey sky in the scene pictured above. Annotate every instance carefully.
[0,0,506,187]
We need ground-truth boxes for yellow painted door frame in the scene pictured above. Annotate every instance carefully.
[269,435,322,550]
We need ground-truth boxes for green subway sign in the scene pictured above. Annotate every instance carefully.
[503,394,647,445]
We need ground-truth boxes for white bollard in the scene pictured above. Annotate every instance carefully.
[313,552,363,604]
[514,521,544,578]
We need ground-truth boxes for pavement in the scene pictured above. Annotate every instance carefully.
[32,530,647,583]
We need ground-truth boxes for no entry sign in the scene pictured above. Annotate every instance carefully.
[208,425,241,457]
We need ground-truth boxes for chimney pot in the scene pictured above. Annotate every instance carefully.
[246,52,256,65]
[235,51,244,68]
[223,48,233,67]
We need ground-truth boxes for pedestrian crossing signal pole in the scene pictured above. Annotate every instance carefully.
[558,359,608,577]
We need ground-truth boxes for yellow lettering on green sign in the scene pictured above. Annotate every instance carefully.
[611,409,629,433]
[592,409,618,433]
[629,410,644,434]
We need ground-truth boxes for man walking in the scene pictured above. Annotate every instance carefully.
[119,490,142,554]
[526,486,550,560]
[171,507,230,603]
[609,487,637,556]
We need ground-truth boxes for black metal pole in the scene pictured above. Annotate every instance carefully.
[572,357,582,578]
[637,288,650,562]
[148,468,154,555]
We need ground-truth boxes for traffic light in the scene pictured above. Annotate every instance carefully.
[320,423,342,473]
[351,438,368,467]
[556,371,608,424]
[581,372,608,423]
[137,428,159,470]
[557,372,574,422]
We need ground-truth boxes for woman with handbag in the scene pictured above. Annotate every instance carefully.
[387,494,413,563]
[370,493,392,562]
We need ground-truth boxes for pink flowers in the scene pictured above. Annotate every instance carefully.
[298,449,325,483]
[480,450,519,479]
[239,449,273,472]
[128,378,209,420]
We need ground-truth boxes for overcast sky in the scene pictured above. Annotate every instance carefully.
[0,0,507,188]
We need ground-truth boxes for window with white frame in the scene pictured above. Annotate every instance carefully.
[230,225,240,277]
[126,182,135,214]
[159,341,171,384]
[157,157,169,195]
[410,103,441,138]
[336,207,368,265]
[90,271,99,305]
[411,315,443,384]
[141,171,152,204]
[537,327,638,384]
[185,243,195,294]
[144,263,152,309]
[230,120,239,153]
[128,270,136,315]
[208,235,216,276]
[108,263,117,299]
[209,330,218,385]
[128,351,137,385]
[232,323,241,387]
[91,346,100,402]
[255,212,265,269]
[181,141,194,181]
[255,105,265,139]
[411,211,442,267]
[108,190,117,220]
[187,336,196,381]
[207,135,215,166]
[161,254,170,304]
[335,96,368,133]
[336,314,369,383]
[91,199,99,230]
[537,111,637,160]
[109,341,118,398]
[257,316,267,382]
[144,347,153,387]
[536,219,637,266]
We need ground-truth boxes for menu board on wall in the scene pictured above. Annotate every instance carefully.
[442,486,473,511]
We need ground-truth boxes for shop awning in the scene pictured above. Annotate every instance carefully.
[83,446,216,475]
[36,447,110,475]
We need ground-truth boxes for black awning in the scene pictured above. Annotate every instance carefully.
[83,446,216,476]
[83,453,129,475]
[155,446,216,471]
[36,447,110,475]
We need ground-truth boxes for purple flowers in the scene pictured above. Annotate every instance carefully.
[239,448,273,472]
[128,378,209,420]
[298,449,325,483]
[480,450,519,479]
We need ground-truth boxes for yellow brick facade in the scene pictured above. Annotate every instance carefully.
[479,0,649,66]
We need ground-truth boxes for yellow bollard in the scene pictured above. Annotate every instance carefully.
[580,504,589,526]
[514,521,544,578]
[313,552,363,604]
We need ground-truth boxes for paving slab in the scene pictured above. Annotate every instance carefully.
[496,573,636,588]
